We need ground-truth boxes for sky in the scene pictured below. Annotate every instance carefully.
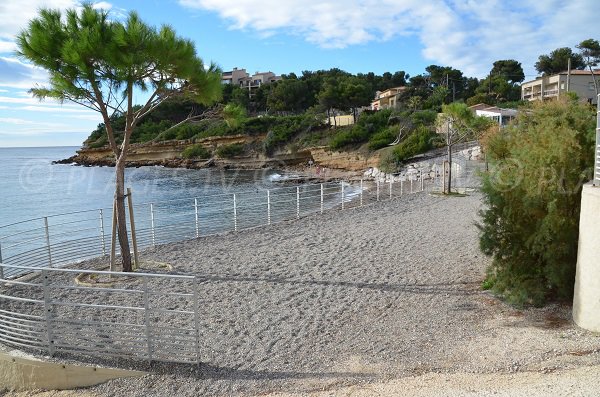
[0,0,598,147]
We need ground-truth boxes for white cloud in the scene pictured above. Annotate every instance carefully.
[92,1,112,10]
[19,105,96,114]
[0,56,48,89]
[0,1,120,54]
[0,0,77,42]
[179,0,598,77]
[0,117,36,125]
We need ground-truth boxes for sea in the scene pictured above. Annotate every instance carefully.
[0,146,286,227]
[0,147,357,273]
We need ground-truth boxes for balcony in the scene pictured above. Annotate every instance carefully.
[543,89,559,97]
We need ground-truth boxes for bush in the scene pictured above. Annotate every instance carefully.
[368,126,397,150]
[216,143,245,158]
[263,115,318,155]
[410,110,437,127]
[391,126,435,163]
[181,144,211,159]
[478,98,595,306]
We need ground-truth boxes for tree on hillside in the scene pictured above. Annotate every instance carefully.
[318,78,343,127]
[576,39,600,96]
[475,60,524,103]
[535,47,585,75]
[490,60,525,84]
[339,76,372,122]
[267,78,311,113]
[17,5,222,272]
[437,103,491,194]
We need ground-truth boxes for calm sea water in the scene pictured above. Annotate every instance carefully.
[0,146,283,227]
[0,147,356,275]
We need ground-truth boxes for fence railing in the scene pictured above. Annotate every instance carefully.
[0,174,453,279]
[0,158,481,364]
[0,263,198,364]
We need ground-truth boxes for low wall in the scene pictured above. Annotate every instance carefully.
[0,350,145,391]
[573,183,600,332]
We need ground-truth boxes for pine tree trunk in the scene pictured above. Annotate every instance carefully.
[114,157,132,272]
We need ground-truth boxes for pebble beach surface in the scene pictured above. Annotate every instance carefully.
[4,192,600,396]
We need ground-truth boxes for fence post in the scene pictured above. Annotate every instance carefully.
[233,194,238,232]
[0,241,4,279]
[41,269,54,356]
[360,179,363,206]
[150,203,156,247]
[126,188,139,270]
[193,276,200,365]
[376,179,380,201]
[296,186,300,219]
[389,179,393,199]
[110,200,117,272]
[43,217,53,267]
[341,182,345,210]
[143,276,153,362]
[194,198,200,238]
[421,171,424,192]
[320,184,324,214]
[595,93,600,186]
[267,190,271,225]
[99,209,106,257]
[400,179,403,196]
[410,178,414,194]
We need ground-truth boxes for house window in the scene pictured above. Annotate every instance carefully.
[589,82,595,91]
[560,82,565,89]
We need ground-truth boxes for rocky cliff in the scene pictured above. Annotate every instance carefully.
[60,134,380,172]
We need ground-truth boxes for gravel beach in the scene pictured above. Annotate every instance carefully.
[3,192,600,396]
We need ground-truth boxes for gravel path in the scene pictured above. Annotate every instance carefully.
[3,192,600,396]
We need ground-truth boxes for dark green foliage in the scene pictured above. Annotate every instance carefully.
[263,114,320,155]
[478,99,595,306]
[391,127,435,163]
[535,47,585,75]
[368,127,397,150]
[410,110,437,127]
[329,109,393,150]
[181,144,211,159]
[216,143,245,158]
[241,117,277,135]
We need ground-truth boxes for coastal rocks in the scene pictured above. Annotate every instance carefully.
[309,146,380,171]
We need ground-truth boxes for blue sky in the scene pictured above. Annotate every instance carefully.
[0,0,597,147]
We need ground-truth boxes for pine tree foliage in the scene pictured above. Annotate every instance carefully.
[478,98,595,306]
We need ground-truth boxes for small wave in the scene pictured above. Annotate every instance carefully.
[268,173,300,182]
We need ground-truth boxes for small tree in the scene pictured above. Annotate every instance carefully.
[437,103,488,193]
[17,5,222,271]
[478,98,595,305]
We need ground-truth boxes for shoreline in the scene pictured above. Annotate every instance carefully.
[2,192,599,396]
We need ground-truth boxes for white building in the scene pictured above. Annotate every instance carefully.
[469,103,517,127]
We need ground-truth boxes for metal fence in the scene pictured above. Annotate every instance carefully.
[0,158,481,364]
[0,263,199,364]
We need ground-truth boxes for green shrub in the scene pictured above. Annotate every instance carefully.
[410,110,437,127]
[329,126,369,150]
[262,115,318,155]
[368,126,397,150]
[241,116,277,135]
[181,144,211,159]
[391,126,434,163]
[216,143,245,158]
[478,98,595,306]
